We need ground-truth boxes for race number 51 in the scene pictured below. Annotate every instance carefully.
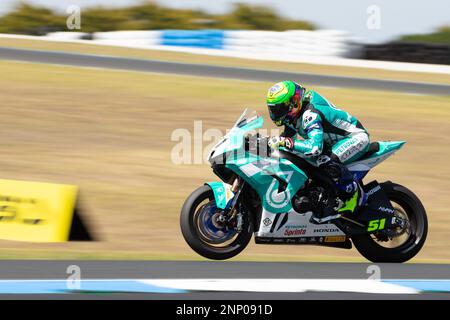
[367,218,386,232]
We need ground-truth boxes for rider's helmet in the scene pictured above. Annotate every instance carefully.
[266,80,305,126]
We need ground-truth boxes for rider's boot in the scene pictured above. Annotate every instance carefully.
[335,180,367,215]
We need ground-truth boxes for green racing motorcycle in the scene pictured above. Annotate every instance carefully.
[180,109,427,262]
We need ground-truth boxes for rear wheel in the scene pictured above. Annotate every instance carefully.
[352,182,427,263]
[180,185,253,260]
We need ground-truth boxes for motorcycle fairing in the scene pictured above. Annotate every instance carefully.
[343,180,397,235]
[205,182,234,209]
[208,110,309,214]
[226,154,308,213]
[347,141,406,181]
[256,208,346,238]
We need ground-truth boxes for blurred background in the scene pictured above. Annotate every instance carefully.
[0,0,448,262]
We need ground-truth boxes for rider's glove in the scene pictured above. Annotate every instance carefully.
[268,136,294,151]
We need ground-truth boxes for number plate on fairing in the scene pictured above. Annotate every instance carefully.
[351,181,396,234]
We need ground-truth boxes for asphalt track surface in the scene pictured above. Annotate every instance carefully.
[1,46,449,96]
[0,261,449,299]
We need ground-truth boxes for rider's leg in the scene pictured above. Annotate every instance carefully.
[326,132,370,214]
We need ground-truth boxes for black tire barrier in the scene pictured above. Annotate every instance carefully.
[362,41,450,65]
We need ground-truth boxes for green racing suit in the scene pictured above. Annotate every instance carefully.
[280,89,370,219]
[282,90,370,165]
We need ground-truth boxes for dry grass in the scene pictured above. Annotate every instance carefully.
[0,60,449,262]
[1,37,450,85]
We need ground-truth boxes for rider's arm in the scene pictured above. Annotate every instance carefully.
[291,109,324,157]
[281,125,297,138]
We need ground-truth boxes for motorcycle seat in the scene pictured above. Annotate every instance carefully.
[360,141,380,159]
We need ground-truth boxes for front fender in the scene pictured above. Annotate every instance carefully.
[205,182,235,209]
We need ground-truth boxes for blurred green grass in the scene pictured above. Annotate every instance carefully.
[0,60,448,262]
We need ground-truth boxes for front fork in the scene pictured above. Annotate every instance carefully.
[206,177,245,232]
[206,176,242,209]
[228,177,245,232]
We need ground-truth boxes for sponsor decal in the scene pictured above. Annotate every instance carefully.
[263,218,272,227]
[284,228,306,237]
[367,185,381,196]
[308,237,317,243]
[216,187,224,202]
[378,206,395,214]
[286,225,307,229]
[313,228,340,233]
[265,171,293,209]
[339,140,365,162]
[257,237,337,245]
[302,110,318,128]
[325,236,347,243]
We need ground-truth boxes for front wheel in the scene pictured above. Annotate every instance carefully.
[352,182,428,263]
[180,185,253,260]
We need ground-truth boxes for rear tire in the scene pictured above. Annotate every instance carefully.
[352,182,427,263]
[180,185,253,260]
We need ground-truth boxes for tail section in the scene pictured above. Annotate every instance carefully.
[347,141,406,180]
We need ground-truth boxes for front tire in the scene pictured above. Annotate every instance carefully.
[180,185,253,260]
[352,182,428,263]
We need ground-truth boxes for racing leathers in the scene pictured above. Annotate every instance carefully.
[280,90,370,222]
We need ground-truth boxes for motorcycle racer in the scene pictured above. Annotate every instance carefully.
[266,80,370,222]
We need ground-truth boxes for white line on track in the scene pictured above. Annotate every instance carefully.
[140,279,419,294]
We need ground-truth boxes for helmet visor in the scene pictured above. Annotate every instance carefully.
[268,101,291,123]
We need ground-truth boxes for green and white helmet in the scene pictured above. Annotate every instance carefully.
[266,80,305,126]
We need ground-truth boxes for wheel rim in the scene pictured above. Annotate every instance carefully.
[193,199,238,247]
[371,200,416,249]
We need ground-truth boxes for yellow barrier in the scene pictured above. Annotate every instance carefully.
[0,179,78,242]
